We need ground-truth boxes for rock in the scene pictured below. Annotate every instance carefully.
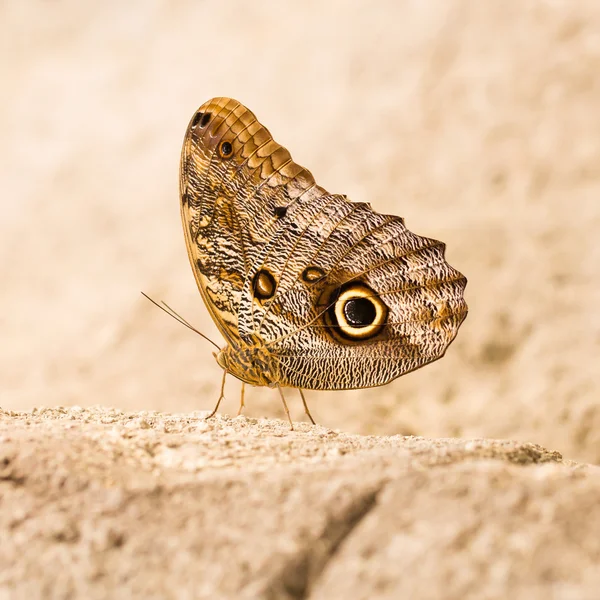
[2,0,600,466]
[1,407,598,599]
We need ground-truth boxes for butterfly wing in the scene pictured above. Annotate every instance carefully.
[181,97,467,390]
[238,192,467,389]
[180,97,327,346]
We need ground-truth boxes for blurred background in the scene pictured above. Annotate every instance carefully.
[1,1,599,463]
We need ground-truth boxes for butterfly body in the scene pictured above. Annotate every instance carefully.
[180,98,467,392]
[215,337,279,388]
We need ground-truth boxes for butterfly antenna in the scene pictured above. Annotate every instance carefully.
[141,292,221,351]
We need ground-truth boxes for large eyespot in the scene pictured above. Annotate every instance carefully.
[218,140,233,159]
[253,269,276,301]
[325,283,388,341]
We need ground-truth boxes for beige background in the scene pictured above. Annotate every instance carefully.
[1,1,599,463]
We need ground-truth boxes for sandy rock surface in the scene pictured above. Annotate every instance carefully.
[1,407,599,600]
[1,1,600,465]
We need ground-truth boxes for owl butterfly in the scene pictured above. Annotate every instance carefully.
[179,97,467,426]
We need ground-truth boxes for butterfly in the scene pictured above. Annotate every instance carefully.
[178,97,467,426]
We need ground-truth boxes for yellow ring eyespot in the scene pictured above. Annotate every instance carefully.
[218,140,233,159]
[325,283,388,341]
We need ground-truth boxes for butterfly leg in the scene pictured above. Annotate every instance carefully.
[205,369,227,419]
[298,389,316,425]
[237,383,246,416]
[277,385,294,430]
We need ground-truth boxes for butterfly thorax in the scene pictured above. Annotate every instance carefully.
[215,339,279,388]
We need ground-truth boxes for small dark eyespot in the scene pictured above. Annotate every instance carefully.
[301,266,325,283]
[343,298,377,327]
[191,112,203,128]
[218,141,233,159]
[192,111,211,129]
[274,206,288,218]
[253,269,276,300]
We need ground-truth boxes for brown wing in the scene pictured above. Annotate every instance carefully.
[181,97,467,390]
[180,97,327,346]
[237,192,468,390]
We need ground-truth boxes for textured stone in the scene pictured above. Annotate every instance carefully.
[2,0,600,464]
[0,408,598,599]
